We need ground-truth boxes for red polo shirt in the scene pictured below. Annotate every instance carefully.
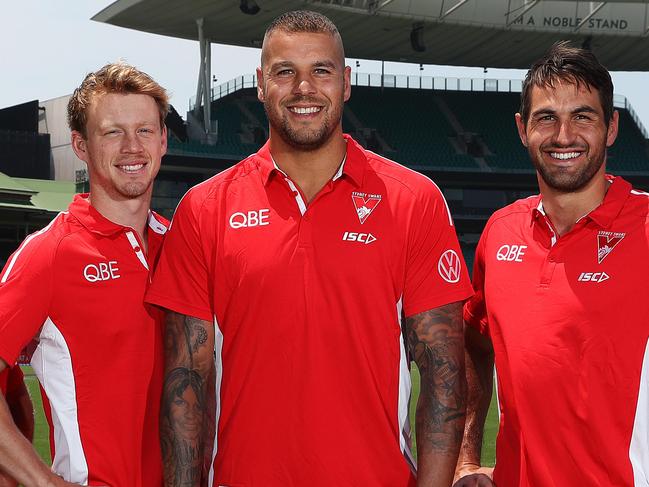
[147,135,472,487]
[465,176,649,486]
[0,194,167,487]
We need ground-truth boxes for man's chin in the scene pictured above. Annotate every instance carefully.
[116,181,151,199]
[538,170,595,193]
[280,127,339,152]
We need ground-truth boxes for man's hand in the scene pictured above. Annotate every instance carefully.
[453,463,495,486]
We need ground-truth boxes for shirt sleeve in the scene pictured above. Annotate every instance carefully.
[463,228,489,336]
[0,233,55,367]
[402,181,473,318]
[146,188,214,322]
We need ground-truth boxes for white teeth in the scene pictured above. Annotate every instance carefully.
[550,152,580,160]
[121,164,144,172]
[290,106,320,114]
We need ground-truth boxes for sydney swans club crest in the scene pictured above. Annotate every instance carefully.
[352,192,381,224]
[597,231,625,264]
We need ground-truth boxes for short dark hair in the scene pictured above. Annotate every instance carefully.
[265,10,339,37]
[520,41,614,125]
[263,10,344,59]
[68,62,169,138]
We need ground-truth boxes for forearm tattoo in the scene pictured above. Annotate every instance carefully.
[161,312,213,487]
[406,302,466,455]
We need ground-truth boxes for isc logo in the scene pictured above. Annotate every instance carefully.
[342,232,377,245]
[578,272,609,283]
[229,209,270,229]
[496,244,527,262]
[84,261,120,283]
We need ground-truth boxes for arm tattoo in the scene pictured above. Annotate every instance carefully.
[161,312,214,487]
[462,325,495,465]
[406,302,466,456]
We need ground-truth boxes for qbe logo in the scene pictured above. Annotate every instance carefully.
[438,250,461,283]
[229,209,270,229]
[84,261,120,283]
[496,244,527,262]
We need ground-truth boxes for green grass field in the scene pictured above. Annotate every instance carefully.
[23,365,498,468]
[23,368,51,464]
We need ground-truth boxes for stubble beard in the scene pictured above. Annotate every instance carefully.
[264,96,343,151]
[117,180,151,199]
[531,144,606,193]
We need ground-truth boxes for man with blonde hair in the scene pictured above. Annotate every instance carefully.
[0,62,169,487]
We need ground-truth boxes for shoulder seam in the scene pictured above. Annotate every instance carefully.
[49,224,88,311]
[1,212,68,283]
[364,150,454,225]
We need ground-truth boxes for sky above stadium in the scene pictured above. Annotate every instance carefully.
[3,1,649,133]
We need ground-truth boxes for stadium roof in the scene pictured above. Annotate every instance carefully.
[93,0,649,70]
[0,173,75,213]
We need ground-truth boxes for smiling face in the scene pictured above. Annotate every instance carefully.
[170,386,202,441]
[515,80,618,193]
[257,30,350,151]
[71,92,166,201]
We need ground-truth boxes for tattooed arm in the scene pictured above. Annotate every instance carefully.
[452,325,495,487]
[161,311,214,487]
[406,301,466,487]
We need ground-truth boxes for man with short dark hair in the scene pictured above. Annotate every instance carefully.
[0,62,168,487]
[454,42,649,487]
[148,9,472,487]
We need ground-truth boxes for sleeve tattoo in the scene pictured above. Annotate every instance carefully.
[406,302,466,456]
[161,312,214,487]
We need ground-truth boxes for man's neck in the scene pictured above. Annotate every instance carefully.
[539,170,609,237]
[269,131,347,203]
[88,187,151,247]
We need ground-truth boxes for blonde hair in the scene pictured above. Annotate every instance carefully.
[68,62,169,137]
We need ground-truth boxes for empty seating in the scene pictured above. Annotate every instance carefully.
[171,86,649,174]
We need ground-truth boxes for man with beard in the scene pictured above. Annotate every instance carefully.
[147,10,473,487]
[453,42,649,487]
[0,62,168,486]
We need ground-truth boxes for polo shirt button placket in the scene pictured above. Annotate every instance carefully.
[540,256,556,286]
[124,229,150,271]
[534,210,558,286]
[283,177,313,246]
[299,211,313,247]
